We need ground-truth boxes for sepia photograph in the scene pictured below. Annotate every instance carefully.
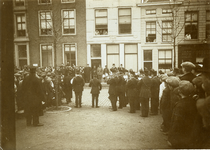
[1,0,210,149]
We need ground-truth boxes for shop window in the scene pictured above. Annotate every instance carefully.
[185,11,198,39]
[41,44,53,67]
[125,44,138,72]
[62,10,76,35]
[39,11,52,35]
[95,9,108,35]
[16,14,26,37]
[119,8,131,34]
[64,44,76,66]
[144,50,152,70]
[162,21,172,42]
[206,11,210,39]
[158,50,172,73]
[107,45,119,69]
[146,9,156,15]
[146,22,156,42]
[91,45,101,57]
[15,0,24,6]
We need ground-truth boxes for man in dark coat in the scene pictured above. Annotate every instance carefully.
[107,75,117,111]
[138,70,152,117]
[72,70,85,108]
[89,75,102,108]
[92,65,97,79]
[179,61,196,82]
[63,71,73,104]
[22,67,45,126]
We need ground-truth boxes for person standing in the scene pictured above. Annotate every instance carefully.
[72,70,85,108]
[107,75,117,111]
[92,65,97,79]
[63,71,73,104]
[89,75,102,108]
[179,62,196,82]
[138,70,152,117]
[97,64,103,82]
[103,65,109,82]
[22,66,45,126]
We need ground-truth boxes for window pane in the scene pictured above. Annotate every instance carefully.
[192,12,197,21]
[40,13,45,19]
[144,62,152,70]
[185,13,191,21]
[144,50,152,61]
[159,51,165,58]
[159,60,165,64]
[65,45,70,51]
[91,45,101,57]
[70,19,75,26]
[46,13,51,19]
[69,11,74,18]
[107,45,119,54]
[17,24,22,30]
[107,55,119,69]
[125,54,137,72]
[17,16,21,22]
[166,50,171,58]
[119,9,131,16]
[125,44,137,53]
[119,16,131,24]
[18,45,27,57]
[96,18,107,25]
[96,9,107,17]
[42,51,52,67]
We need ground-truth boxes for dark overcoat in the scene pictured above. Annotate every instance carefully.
[138,76,152,98]
[63,75,73,98]
[107,77,117,95]
[72,76,85,93]
[89,78,102,95]
[179,72,196,83]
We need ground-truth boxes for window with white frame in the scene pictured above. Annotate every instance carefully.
[95,9,108,35]
[16,13,26,37]
[107,45,119,69]
[206,10,210,39]
[162,21,172,42]
[185,11,198,39]
[17,45,27,67]
[125,44,138,72]
[143,50,152,70]
[119,8,131,34]
[146,9,156,15]
[15,0,24,6]
[146,22,156,42]
[61,0,75,3]
[38,0,51,4]
[62,10,75,35]
[162,8,172,14]
[158,50,172,73]
[41,44,53,67]
[39,11,52,35]
[64,44,76,66]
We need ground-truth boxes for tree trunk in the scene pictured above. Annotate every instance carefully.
[54,40,59,109]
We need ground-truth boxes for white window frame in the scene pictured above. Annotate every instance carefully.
[38,10,53,36]
[158,49,172,73]
[162,8,172,14]
[38,0,52,5]
[95,9,108,36]
[145,21,156,43]
[40,43,54,67]
[61,9,76,35]
[62,43,77,66]
[61,0,75,3]
[146,9,156,15]
[118,8,132,35]
[14,43,30,67]
[143,49,153,70]
[162,20,172,42]
[14,12,28,38]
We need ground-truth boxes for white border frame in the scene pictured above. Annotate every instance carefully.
[61,9,76,35]
[40,43,54,67]
[62,43,77,66]
[38,10,53,36]
[14,42,30,67]
[14,12,28,38]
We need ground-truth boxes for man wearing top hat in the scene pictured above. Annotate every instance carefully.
[21,66,45,126]
[72,69,85,108]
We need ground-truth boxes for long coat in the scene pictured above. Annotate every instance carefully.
[138,76,152,98]
[107,77,117,95]
[63,75,73,99]
[89,78,102,95]
[126,77,138,97]
[72,76,85,93]
[22,74,45,115]
[151,76,161,98]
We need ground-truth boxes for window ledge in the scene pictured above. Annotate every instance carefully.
[117,34,133,37]
[161,42,172,44]
[145,42,158,44]
[14,37,29,42]
[62,34,76,36]
[93,35,109,38]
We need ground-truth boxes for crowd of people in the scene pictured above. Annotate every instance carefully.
[14,57,210,148]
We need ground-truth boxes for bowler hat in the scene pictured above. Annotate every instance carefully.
[178,80,195,96]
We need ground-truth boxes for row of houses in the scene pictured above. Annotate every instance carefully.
[14,0,210,72]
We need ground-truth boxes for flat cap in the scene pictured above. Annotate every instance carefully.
[181,62,195,69]
[166,76,180,87]
[179,80,195,96]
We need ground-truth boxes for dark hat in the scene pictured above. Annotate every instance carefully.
[30,66,37,73]
[192,76,203,88]
[199,57,210,73]
[181,62,195,69]
[178,80,195,96]
[166,76,180,87]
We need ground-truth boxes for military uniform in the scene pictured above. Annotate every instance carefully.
[89,77,102,107]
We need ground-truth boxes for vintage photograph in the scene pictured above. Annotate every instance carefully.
[1,0,210,149]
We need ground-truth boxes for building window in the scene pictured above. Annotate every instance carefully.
[16,14,26,37]
[146,22,156,42]
[185,11,198,39]
[119,8,131,34]
[39,11,52,36]
[15,0,24,6]
[146,9,156,15]
[61,0,75,3]
[158,50,172,73]
[62,10,75,35]
[18,45,27,67]
[107,45,119,69]
[206,11,210,39]
[162,21,172,42]
[38,0,51,4]
[64,44,76,66]
[125,44,138,72]
[91,45,101,57]
[162,8,172,14]
[95,9,108,35]
[41,44,53,67]
[143,50,152,70]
